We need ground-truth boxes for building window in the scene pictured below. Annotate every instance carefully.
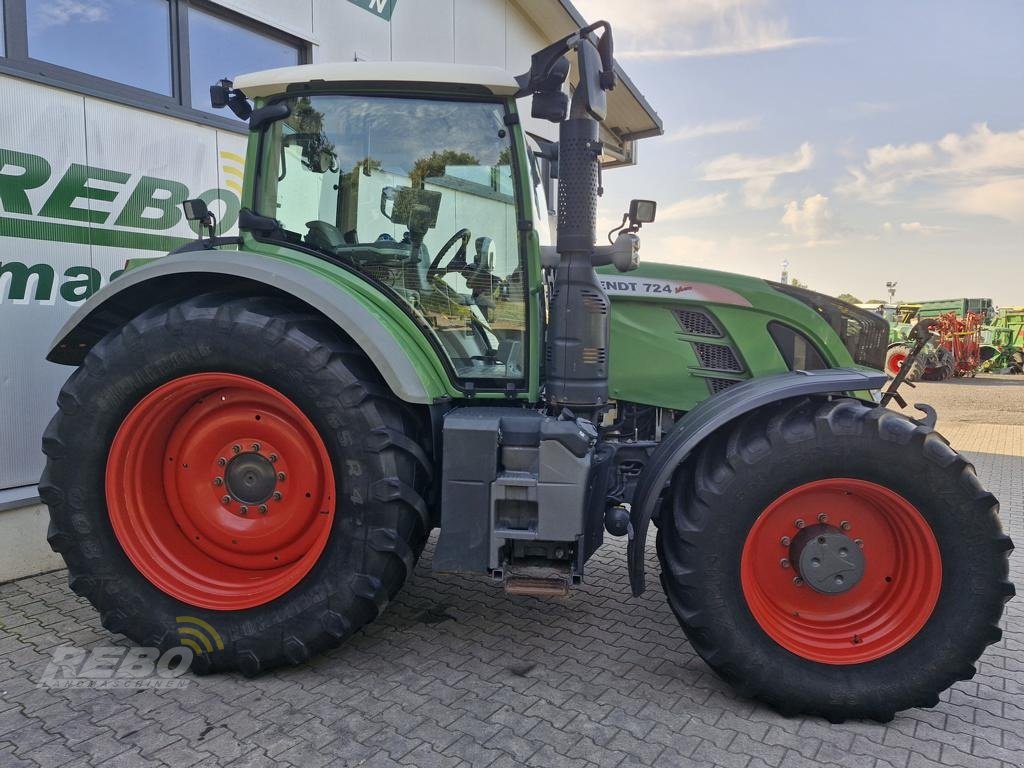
[187,5,301,113]
[26,0,172,95]
[0,1,308,127]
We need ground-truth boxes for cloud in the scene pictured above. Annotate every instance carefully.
[667,117,760,142]
[741,177,778,209]
[703,142,814,180]
[701,143,814,209]
[571,0,828,60]
[840,123,1024,220]
[35,0,108,27]
[952,178,1024,221]
[659,193,729,221]
[781,194,837,242]
[865,142,934,172]
[897,221,955,235]
[619,35,827,60]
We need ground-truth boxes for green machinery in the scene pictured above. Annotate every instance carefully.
[40,23,1011,722]
[981,307,1024,374]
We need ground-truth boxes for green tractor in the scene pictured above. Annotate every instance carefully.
[41,24,1012,722]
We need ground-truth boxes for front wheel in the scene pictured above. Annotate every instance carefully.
[657,398,1013,721]
[42,294,432,674]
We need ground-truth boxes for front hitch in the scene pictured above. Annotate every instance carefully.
[880,319,939,409]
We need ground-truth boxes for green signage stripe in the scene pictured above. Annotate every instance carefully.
[0,216,192,252]
[345,0,398,22]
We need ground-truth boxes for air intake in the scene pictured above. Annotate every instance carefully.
[707,377,739,394]
[675,309,722,337]
[693,342,743,372]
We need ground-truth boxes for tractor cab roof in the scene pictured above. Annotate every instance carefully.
[233,62,520,99]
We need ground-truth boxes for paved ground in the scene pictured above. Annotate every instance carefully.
[1,377,1022,768]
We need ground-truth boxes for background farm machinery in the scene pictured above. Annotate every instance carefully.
[885,298,993,380]
[980,306,1024,374]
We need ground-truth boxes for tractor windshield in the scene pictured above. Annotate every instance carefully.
[257,94,528,384]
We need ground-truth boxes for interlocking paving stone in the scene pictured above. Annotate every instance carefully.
[0,378,1021,767]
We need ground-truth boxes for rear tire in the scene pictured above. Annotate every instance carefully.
[41,294,432,674]
[885,345,923,381]
[657,397,1013,721]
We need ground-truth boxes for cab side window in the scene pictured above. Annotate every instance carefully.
[262,95,527,383]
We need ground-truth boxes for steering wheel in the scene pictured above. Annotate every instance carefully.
[427,228,472,278]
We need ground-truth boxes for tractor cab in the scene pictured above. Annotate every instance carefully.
[230,64,533,384]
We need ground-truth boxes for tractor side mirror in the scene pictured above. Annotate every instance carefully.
[629,199,657,226]
[380,186,442,233]
[575,38,608,122]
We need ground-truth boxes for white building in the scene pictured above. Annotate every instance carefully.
[0,0,660,580]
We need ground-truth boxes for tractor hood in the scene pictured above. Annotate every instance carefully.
[598,261,886,411]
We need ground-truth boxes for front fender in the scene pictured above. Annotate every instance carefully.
[627,367,888,596]
[47,249,451,405]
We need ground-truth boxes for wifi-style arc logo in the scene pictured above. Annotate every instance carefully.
[219,150,245,196]
[176,616,225,656]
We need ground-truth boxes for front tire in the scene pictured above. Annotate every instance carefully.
[41,294,432,674]
[657,398,1013,721]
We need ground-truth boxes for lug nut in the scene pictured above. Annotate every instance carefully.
[779,558,790,568]
[817,513,827,523]
[277,472,286,482]
[780,536,791,546]
[252,443,261,452]
[272,492,282,501]
[258,505,268,514]
[217,457,227,467]
[840,520,851,530]
[232,444,241,454]
[221,495,231,504]
[213,477,223,487]
[794,519,805,529]
[793,576,804,586]
[855,539,864,548]
[269,454,278,463]
[239,506,249,516]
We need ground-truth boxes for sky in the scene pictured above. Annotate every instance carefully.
[572,0,1024,306]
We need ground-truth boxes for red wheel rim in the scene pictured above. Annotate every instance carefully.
[886,352,907,375]
[106,373,335,610]
[740,479,941,664]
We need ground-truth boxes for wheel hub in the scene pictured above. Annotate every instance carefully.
[225,452,277,504]
[790,524,864,594]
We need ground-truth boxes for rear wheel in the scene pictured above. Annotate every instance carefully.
[657,398,1013,721]
[885,345,923,381]
[42,294,432,674]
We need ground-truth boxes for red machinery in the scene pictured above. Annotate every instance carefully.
[934,311,983,377]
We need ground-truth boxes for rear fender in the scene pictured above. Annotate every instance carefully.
[627,368,888,595]
[47,250,451,404]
